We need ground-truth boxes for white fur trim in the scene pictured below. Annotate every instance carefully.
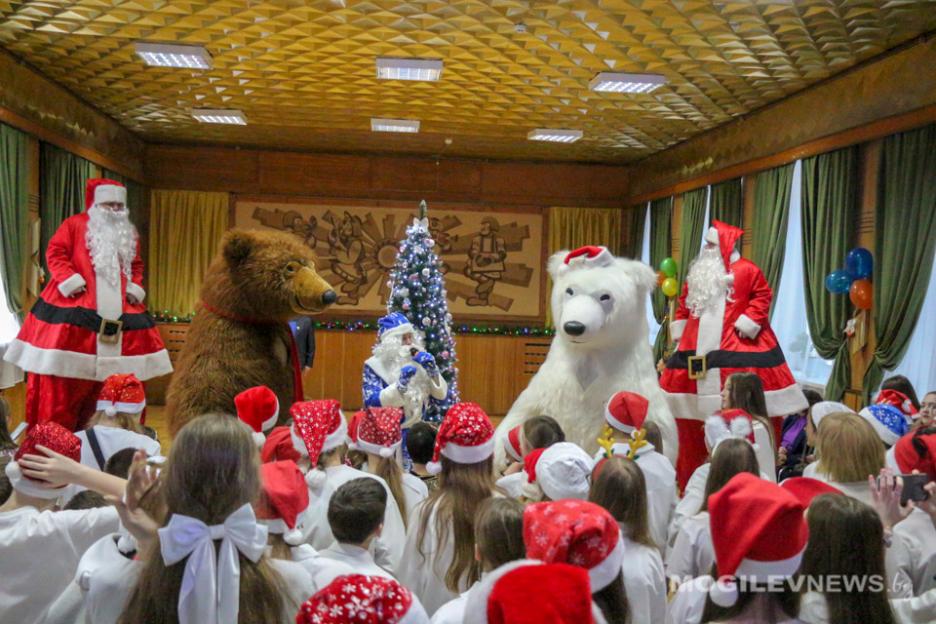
[96,400,145,414]
[604,403,636,434]
[441,437,495,465]
[810,401,855,430]
[251,431,266,447]
[735,546,805,581]
[261,396,279,432]
[426,461,441,475]
[3,339,173,381]
[589,536,626,592]
[709,577,739,608]
[94,184,126,206]
[57,273,87,297]
[565,247,614,269]
[5,460,65,499]
[322,416,348,453]
[463,559,544,624]
[126,281,146,303]
[670,319,687,343]
[355,437,401,458]
[704,227,719,246]
[664,383,808,422]
[505,441,522,463]
[764,385,809,418]
[380,323,414,342]
[734,314,761,340]
[305,468,327,494]
[290,425,308,457]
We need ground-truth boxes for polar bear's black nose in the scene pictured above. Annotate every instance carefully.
[321,290,337,305]
[563,321,586,336]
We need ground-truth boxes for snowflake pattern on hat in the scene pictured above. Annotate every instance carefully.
[97,373,146,416]
[15,422,82,473]
[296,574,414,624]
[357,407,403,458]
[864,404,909,441]
[290,400,342,464]
[427,401,494,472]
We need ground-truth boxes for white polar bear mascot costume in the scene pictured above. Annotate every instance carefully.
[496,245,678,466]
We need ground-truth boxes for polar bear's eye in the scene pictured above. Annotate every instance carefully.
[565,288,574,295]
[600,294,611,301]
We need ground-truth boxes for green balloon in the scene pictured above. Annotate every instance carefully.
[660,257,677,278]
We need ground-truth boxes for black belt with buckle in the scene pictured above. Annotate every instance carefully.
[30,297,157,334]
[666,346,787,379]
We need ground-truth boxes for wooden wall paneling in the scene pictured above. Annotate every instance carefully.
[741,176,756,259]
[670,193,683,263]
[849,141,881,391]
[0,382,27,432]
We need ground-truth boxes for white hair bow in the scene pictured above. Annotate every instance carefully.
[159,503,268,624]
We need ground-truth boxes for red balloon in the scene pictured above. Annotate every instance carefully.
[656,270,666,287]
[849,279,873,310]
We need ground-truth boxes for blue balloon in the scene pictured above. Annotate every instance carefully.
[825,269,852,294]
[846,247,873,280]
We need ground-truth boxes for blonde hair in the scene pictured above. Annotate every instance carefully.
[88,409,143,433]
[815,413,884,483]
[119,414,289,624]
[373,455,409,529]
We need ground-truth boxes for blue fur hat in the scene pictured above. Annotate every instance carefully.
[378,312,414,340]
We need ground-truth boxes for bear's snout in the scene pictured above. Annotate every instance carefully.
[563,321,586,336]
[321,290,338,305]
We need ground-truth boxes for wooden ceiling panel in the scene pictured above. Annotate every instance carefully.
[1,0,934,163]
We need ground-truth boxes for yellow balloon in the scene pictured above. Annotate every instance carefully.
[661,277,679,298]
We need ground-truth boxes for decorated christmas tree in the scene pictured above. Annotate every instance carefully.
[386,200,460,422]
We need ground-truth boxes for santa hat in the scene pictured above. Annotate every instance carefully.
[355,407,404,459]
[85,178,126,210]
[426,402,494,475]
[604,391,649,435]
[703,220,744,269]
[256,461,311,546]
[707,473,808,608]
[859,404,909,447]
[809,401,855,430]
[378,312,415,342]
[886,430,936,482]
[780,477,843,508]
[462,560,598,624]
[260,426,300,464]
[96,374,146,422]
[289,400,348,491]
[296,574,429,624]
[875,389,919,418]
[523,499,625,592]
[563,246,614,269]
[523,442,595,501]
[505,425,523,462]
[234,385,279,447]
[704,408,756,451]
[346,410,364,451]
[5,422,82,499]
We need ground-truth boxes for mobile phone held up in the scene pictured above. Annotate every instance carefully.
[899,473,931,505]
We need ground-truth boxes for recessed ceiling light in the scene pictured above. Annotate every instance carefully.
[135,42,212,69]
[192,109,246,125]
[371,118,420,133]
[589,72,667,93]
[527,128,583,143]
[376,58,443,81]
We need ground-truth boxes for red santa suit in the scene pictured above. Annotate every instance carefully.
[3,179,172,430]
[660,220,806,488]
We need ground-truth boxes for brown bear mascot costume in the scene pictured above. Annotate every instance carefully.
[167,229,336,435]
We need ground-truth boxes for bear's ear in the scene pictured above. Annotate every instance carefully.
[547,250,570,280]
[223,230,255,266]
[620,258,658,294]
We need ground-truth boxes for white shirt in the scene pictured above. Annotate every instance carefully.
[75,425,161,470]
[402,471,429,514]
[891,587,936,623]
[319,542,394,580]
[400,501,465,615]
[304,464,407,570]
[431,590,470,624]
[666,511,714,582]
[289,543,356,592]
[753,421,776,482]
[495,471,525,499]
[667,575,805,624]
[0,505,119,624]
[620,535,666,624]
[893,508,936,595]
[668,462,710,552]
[633,447,676,551]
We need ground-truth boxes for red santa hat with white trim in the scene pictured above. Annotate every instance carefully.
[355,407,404,459]
[85,178,127,210]
[780,476,844,508]
[703,219,745,269]
[289,399,348,492]
[523,499,625,593]
[504,425,523,463]
[707,472,808,608]
[256,460,311,546]
[234,385,279,447]
[462,559,599,624]
[876,389,919,418]
[5,422,82,499]
[346,410,364,451]
[704,408,756,451]
[96,374,146,423]
[426,402,495,475]
[297,574,429,624]
[604,391,649,435]
[886,430,936,482]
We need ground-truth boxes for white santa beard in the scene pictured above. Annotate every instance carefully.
[686,245,729,318]
[87,206,137,289]
[373,333,431,422]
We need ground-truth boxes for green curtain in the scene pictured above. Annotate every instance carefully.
[863,124,936,398]
[40,143,97,274]
[677,188,707,287]
[801,147,857,401]
[710,177,744,229]
[649,196,673,363]
[751,163,795,317]
[621,203,647,259]
[0,123,28,317]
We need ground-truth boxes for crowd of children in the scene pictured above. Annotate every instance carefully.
[0,371,934,623]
